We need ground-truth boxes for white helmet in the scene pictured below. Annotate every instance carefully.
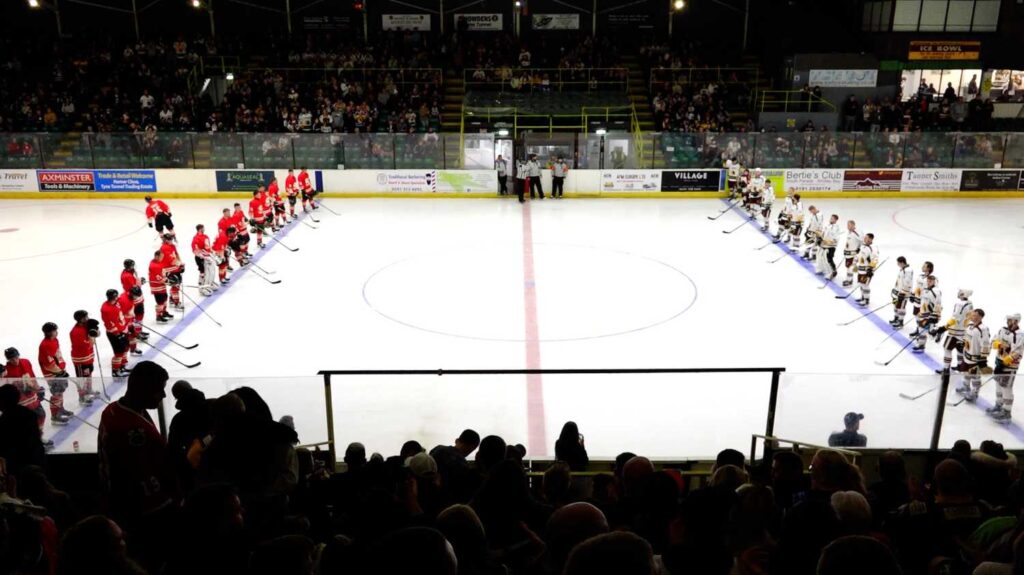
[958,288,973,299]
[1008,313,1021,323]
[754,167,762,175]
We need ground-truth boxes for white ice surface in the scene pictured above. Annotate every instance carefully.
[1,197,1023,458]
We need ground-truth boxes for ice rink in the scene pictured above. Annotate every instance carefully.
[2,196,1023,459]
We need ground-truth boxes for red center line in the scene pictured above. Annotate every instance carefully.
[521,200,547,455]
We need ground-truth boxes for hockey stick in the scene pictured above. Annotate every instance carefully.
[40,397,100,430]
[837,302,893,326]
[767,250,791,264]
[298,216,318,229]
[899,386,937,401]
[271,236,299,252]
[947,375,996,407]
[249,266,282,285]
[181,290,223,327]
[877,324,910,348]
[139,340,201,369]
[141,324,198,350]
[94,345,110,400]
[722,220,747,234]
[707,201,737,221]
[834,257,890,299]
[251,262,276,275]
[874,339,915,366]
[313,199,338,217]
[754,240,775,250]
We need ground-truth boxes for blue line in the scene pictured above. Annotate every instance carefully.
[49,210,317,448]
[720,198,1024,443]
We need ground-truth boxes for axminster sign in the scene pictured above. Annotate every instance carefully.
[908,41,980,61]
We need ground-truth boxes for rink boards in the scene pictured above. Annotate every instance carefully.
[2,167,1024,199]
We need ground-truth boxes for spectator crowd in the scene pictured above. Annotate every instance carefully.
[2,359,1024,575]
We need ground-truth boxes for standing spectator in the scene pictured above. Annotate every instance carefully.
[166,380,210,490]
[431,428,481,503]
[527,153,544,199]
[0,383,46,476]
[551,155,569,198]
[495,154,508,196]
[951,96,968,130]
[842,95,860,131]
[97,360,176,526]
[828,412,867,447]
[968,74,978,98]
[555,421,589,471]
[943,82,957,103]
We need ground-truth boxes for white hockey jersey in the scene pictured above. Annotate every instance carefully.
[844,230,862,257]
[994,327,1024,369]
[963,322,992,364]
[727,162,741,181]
[856,243,878,274]
[806,212,823,234]
[893,266,914,295]
[946,299,974,339]
[762,184,775,206]
[919,286,942,323]
[750,175,766,191]
[821,222,840,247]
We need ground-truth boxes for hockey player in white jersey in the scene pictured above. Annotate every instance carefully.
[956,309,991,402]
[774,191,795,243]
[818,214,840,279]
[746,168,765,217]
[934,289,974,374]
[913,275,941,353]
[759,179,775,232]
[910,261,935,320]
[801,205,823,262]
[889,256,914,329]
[854,233,878,307]
[726,158,741,200]
[788,194,804,250]
[989,313,1023,421]
[842,220,862,288]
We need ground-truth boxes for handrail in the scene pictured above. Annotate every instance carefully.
[464,67,628,93]
[759,90,838,113]
[318,368,787,375]
[750,434,862,465]
[648,66,761,91]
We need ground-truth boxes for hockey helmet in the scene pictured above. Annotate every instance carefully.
[1008,313,1022,323]
[754,167,762,175]
[957,288,973,299]
[4,347,18,360]
[130,286,143,297]
[106,288,119,300]
[162,233,174,242]
[124,258,135,269]
[144,195,153,202]
[73,310,89,322]
[42,322,58,334]
[226,225,237,234]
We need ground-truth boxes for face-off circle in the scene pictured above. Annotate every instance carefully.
[363,242,699,342]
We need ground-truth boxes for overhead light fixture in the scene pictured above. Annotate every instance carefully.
[673,0,685,9]
[191,0,201,7]
[515,1,522,6]
[497,129,509,137]
[28,0,41,7]
[595,128,607,135]
[225,72,234,81]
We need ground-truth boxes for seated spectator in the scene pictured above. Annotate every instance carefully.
[538,502,610,575]
[868,451,912,523]
[249,534,315,575]
[886,459,994,575]
[817,535,902,575]
[564,532,656,575]
[475,435,507,474]
[0,383,45,477]
[57,515,145,575]
[555,421,589,472]
[771,450,809,512]
[376,527,458,575]
[436,504,504,575]
[829,412,867,447]
[543,462,573,508]
[163,483,248,575]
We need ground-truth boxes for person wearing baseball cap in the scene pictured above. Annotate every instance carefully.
[828,412,867,447]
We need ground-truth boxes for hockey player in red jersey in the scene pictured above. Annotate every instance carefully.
[149,251,172,323]
[101,289,132,377]
[159,233,184,311]
[298,167,316,211]
[118,290,143,357]
[212,226,232,284]
[285,169,299,218]
[249,188,269,248]
[2,347,46,432]
[231,203,250,256]
[120,259,149,341]
[38,322,78,424]
[268,177,287,228]
[69,310,100,404]
[144,196,174,239]
[192,224,211,285]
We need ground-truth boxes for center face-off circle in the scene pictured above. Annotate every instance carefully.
[363,243,698,342]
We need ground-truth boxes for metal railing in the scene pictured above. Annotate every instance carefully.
[648,66,761,91]
[759,90,838,113]
[3,130,1022,171]
[464,67,628,93]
